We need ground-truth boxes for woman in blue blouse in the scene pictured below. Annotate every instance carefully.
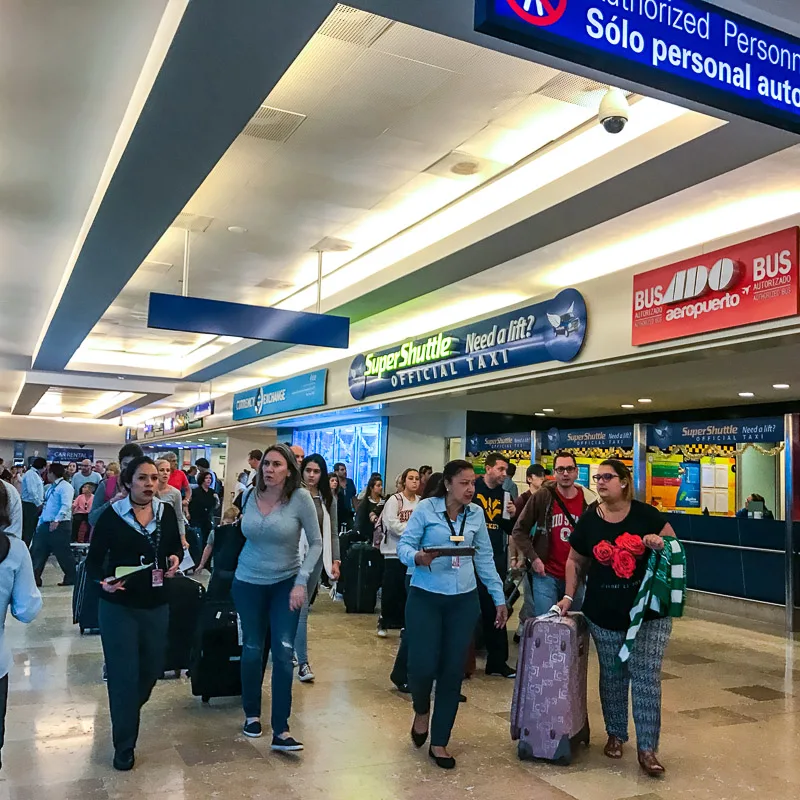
[398,459,507,770]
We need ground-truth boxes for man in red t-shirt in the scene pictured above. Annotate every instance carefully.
[511,452,596,616]
[164,453,192,510]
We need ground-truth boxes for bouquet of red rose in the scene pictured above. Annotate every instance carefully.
[593,532,646,579]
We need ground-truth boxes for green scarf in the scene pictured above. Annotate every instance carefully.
[616,537,686,668]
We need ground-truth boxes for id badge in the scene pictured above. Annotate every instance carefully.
[151,568,164,588]
[451,556,461,570]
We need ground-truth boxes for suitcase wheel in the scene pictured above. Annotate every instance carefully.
[518,741,534,761]
[79,626,85,635]
[202,696,210,704]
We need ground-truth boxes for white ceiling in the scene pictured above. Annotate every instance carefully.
[0,0,175,410]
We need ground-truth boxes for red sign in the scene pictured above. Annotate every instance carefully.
[506,0,568,27]
[632,228,799,346]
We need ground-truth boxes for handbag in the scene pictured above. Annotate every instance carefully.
[213,489,252,576]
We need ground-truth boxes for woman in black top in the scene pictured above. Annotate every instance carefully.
[86,456,182,772]
[557,459,676,777]
[188,471,218,550]
[354,474,384,543]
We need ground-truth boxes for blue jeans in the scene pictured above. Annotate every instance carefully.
[232,577,300,733]
[294,556,324,666]
[532,572,585,617]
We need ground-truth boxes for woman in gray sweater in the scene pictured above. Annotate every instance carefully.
[233,444,321,751]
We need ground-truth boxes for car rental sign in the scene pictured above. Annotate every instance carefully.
[475,0,800,134]
[348,289,586,401]
[632,227,799,345]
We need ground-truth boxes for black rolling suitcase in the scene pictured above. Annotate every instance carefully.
[72,560,101,634]
[342,543,384,613]
[164,575,205,673]
[337,529,364,597]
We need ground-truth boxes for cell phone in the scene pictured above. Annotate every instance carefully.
[423,547,476,557]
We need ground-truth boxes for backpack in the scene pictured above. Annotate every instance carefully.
[372,493,402,548]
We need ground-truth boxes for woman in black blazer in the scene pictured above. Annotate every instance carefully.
[86,456,182,772]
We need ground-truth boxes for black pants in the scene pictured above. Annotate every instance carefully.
[186,527,202,569]
[390,575,412,687]
[21,502,38,548]
[99,601,169,754]
[0,673,7,769]
[477,573,508,672]
[379,558,407,630]
[406,587,480,747]
[31,522,76,585]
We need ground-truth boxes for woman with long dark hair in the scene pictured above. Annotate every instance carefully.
[398,460,507,769]
[232,444,321,749]
[86,456,183,771]
[188,471,218,551]
[559,459,678,777]
[354,474,384,543]
[294,454,340,683]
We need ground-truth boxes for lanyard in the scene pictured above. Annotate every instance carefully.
[442,509,467,542]
[131,505,162,569]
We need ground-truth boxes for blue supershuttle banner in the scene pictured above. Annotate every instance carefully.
[232,370,327,421]
[348,289,586,401]
[467,433,533,454]
[545,426,634,450]
[476,0,800,134]
[648,416,784,446]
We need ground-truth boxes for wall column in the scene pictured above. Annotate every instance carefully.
[633,423,647,502]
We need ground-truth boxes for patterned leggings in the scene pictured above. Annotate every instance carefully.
[587,617,672,752]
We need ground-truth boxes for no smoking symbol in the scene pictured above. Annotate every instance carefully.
[506,0,567,26]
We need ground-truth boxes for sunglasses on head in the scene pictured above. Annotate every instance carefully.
[593,472,620,483]
[554,465,576,474]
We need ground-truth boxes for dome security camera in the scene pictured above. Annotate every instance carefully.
[598,88,629,134]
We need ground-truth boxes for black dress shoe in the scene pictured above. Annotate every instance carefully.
[411,724,429,748]
[429,747,456,769]
[486,663,517,679]
[393,682,411,694]
[459,693,467,703]
[113,749,135,771]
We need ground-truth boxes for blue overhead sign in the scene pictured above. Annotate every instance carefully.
[648,416,784,447]
[232,370,327,422]
[48,447,94,463]
[545,426,634,450]
[348,289,586,400]
[476,0,800,134]
[467,433,533,454]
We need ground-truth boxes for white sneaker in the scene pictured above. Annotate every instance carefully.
[377,627,388,638]
[298,663,315,683]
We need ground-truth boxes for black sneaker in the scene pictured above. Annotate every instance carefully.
[486,663,517,679]
[271,734,303,751]
[113,749,135,771]
[242,720,262,738]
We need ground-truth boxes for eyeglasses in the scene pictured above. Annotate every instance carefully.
[554,466,577,474]
[593,473,619,483]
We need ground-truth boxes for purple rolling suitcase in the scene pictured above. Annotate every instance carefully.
[510,612,590,765]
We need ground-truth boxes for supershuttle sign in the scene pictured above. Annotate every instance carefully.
[475,0,800,134]
[632,228,799,345]
[348,289,586,400]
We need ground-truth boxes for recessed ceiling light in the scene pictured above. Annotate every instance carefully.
[117,376,125,380]
[638,398,652,403]
[534,412,546,417]
[227,225,247,234]
[738,392,755,398]
[774,383,791,390]
[542,408,555,413]
[621,404,635,409]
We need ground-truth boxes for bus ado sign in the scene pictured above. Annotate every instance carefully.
[632,227,799,345]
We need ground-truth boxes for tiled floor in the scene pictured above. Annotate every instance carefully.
[4,571,800,799]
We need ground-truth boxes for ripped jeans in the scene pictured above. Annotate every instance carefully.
[232,576,300,733]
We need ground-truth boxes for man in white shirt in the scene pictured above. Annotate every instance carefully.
[30,463,75,587]
[20,458,46,547]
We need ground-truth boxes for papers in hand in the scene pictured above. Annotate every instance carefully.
[114,563,153,580]
[179,549,195,573]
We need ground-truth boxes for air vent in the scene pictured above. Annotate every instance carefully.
[256,277,296,291]
[318,4,394,47]
[172,213,214,232]
[242,106,306,143]
[538,73,613,108]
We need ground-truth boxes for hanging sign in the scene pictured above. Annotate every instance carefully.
[648,416,784,446]
[232,370,327,421]
[632,228,799,345]
[545,426,634,450]
[476,0,800,134]
[348,289,586,400]
[48,447,94,463]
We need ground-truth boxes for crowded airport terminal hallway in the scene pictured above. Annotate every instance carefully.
[3,572,800,800]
